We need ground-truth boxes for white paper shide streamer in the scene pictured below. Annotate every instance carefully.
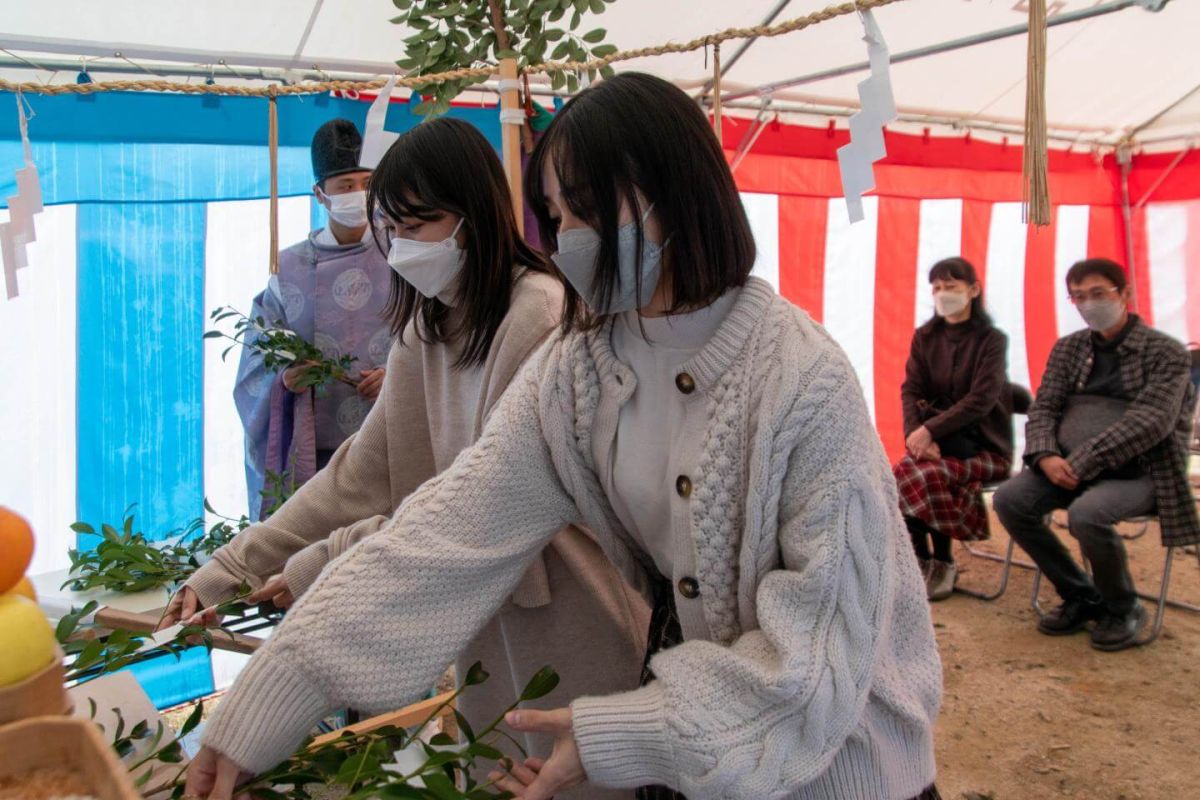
[2,92,44,299]
[836,10,897,224]
[358,76,401,171]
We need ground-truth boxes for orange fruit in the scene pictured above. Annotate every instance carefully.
[0,507,34,595]
[6,575,36,602]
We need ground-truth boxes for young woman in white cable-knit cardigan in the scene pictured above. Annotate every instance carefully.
[186,73,943,800]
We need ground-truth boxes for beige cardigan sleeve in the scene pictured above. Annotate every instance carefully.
[185,330,436,607]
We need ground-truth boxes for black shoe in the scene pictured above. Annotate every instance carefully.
[1090,603,1148,652]
[1037,596,1103,636]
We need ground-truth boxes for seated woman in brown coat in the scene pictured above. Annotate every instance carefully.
[895,257,1014,600]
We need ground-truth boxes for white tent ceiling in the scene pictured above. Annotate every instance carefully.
[1,0,1197,149]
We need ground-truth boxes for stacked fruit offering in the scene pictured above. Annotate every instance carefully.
[0,508,62,720]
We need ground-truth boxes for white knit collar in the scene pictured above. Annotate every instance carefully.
[587,277,777,392]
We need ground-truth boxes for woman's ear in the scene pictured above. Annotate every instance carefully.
[969,282,982,300]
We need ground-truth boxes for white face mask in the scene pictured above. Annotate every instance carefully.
[387,218,466,304]
[1077,298,1125,332]
[324,190,369,228]
[551,205,663,315]
[934,290,970,318]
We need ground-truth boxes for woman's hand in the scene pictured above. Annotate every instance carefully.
[356,368,386,400]
[494,708,585,800]
[183,746,253,799]
[157,585,200,631]
[905,426,934,459]
[247,574,294,610]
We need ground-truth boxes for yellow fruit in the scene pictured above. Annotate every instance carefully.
[0,507,35,594]
[0,595,56,687]
[6,575,36,602]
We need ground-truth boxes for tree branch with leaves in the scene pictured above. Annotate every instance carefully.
[392,0,619,115]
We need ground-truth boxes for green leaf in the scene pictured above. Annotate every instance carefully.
[419,772,460,800]
[202,330,224,339]
[566,73,579,94]
[334,749,379,786]
[429,732,457,746]
[544,28,564,41]
[467,741,505,760]
[375,786,425,800]
[393,0,413,8]
[588,0,604,12]
[590,43,617,57]
[519,666,560,701]
[129,720,150,740]
[551,41,571,60]
[463,661,489,686]
[453,708,477,743]
[582,27,605,43]
[70,521,96,535]
[156,741,184,763]
[178,699,204,738]
[550,70,566,90]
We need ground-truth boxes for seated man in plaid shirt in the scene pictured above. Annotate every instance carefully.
[994,258,1198,651]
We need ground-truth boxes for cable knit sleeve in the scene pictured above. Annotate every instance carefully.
[572,355,917,799]
[200,348,580,775]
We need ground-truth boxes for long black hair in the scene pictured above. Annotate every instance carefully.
[525,72,757,332]
[367,117,552,368]
[926,256,992,328]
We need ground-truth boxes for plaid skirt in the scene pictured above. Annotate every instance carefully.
[635,577,942,800]
[894,450,1011,542]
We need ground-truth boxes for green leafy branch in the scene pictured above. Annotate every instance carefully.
[55,589,260,685]
[391,0,619,116]
[64,503,250,594]
[206,306,359,392]
[219,662,560,800]
[86,697,202,796]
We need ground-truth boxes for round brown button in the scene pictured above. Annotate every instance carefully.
[678,577,700,599]
[675,475,693,498]
[675,372,696,394]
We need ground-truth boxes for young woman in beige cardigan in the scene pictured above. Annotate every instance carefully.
[185,75,941,800]
[162,118,648,799]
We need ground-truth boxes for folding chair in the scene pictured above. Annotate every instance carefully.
[954,482,1038,601]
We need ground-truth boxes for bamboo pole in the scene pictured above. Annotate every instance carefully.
[489,0,524,235]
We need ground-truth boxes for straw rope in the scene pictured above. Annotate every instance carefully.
[712,42,723,145]
[0,0,905,97]
[1023,0,1051,226]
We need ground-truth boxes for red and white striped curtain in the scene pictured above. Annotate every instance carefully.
[726,122,1200,463]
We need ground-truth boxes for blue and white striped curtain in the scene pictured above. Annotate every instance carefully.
[0,90,501,706]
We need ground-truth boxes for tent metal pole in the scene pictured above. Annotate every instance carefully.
[696,0,793,99]
[1129,81,1200,137]
[0,32,398,76]
[716,0,1140,105]
[1134,146,1194,208]
[1117,144,1141,312]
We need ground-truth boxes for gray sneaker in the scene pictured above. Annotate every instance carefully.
[927,560,957,601]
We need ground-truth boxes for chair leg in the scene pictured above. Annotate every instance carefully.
[1031,567,1048,616]
[1136,547,1176,646]
[962,539,1039,571]
[956,538,1018,600]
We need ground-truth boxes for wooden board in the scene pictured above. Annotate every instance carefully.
[310,691,456,747]
[94,606,265,655]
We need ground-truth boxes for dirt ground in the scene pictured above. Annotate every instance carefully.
[933,513,1200,800]
[163,517,1200,800]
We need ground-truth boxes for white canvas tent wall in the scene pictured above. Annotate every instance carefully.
[1,0,1197,150]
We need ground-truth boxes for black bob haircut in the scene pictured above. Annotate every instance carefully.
[367,117,552,368]
[1065,257,1128,292]
[525,72,757,331]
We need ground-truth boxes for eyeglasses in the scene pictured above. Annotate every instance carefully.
[1067,287,1121,304]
